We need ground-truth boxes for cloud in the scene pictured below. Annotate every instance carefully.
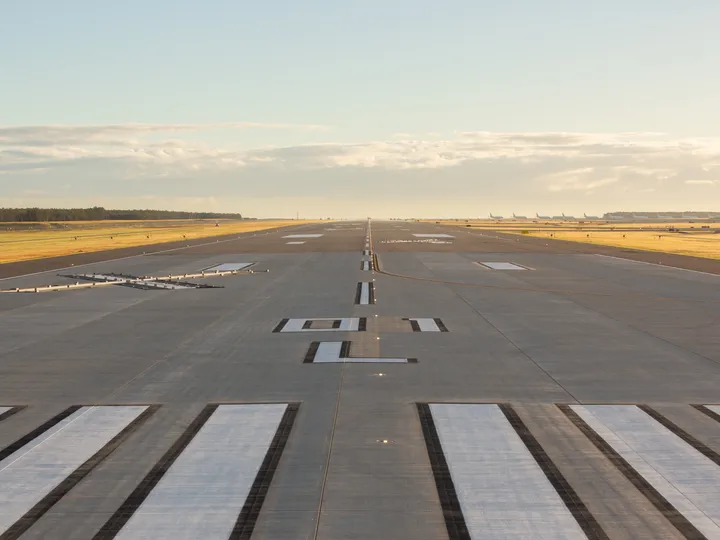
[0,122,330,147]
[2,126,720,216]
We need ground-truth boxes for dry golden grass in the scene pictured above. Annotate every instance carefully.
[429,219,720,230]
[0,220,319,264]
[517,230,720,259]
[430,219,720,259]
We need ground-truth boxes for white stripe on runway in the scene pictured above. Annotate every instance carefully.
[0,407,10,417]
[282,234,323,238]
[572,405,720,539]
[707,405,720,415]
[0,406,148,535]
[430,404,589,539]
[281,318,362,332]
[361,261,371,271]
[286,241,306,245]
[113,404,287,540]
[203,263,254,272]
[312,342,411,363]
[409,318,441,332]
[479,262,526,270]
[358,282,371,304]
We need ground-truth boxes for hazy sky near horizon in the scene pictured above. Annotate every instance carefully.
[2,1,720,217]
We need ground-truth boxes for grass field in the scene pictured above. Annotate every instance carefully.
[0,220,318,264]
[431,219,720,260]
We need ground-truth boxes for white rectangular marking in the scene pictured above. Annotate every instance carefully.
[572,405,720,538]
[361,261,371,271]
[0,407,11,417]
[313,342,345,363]
[313,342,410,363]
[282,234,323,238]
[286,241,306,245]
[0,406,148,535]
[359,282,370,304]
[707,405,720,415]
[430,404,588,539]
[412,233,454,238]
[113,404,287,540]
[410,318,441,332]
[281,318,361,332]
[479,262,527,270]
[203,263,254,272]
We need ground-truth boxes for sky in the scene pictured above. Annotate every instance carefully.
[2,0,720,218]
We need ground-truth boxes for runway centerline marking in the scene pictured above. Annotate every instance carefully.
[282,234,324,239]
[355,282,375,305]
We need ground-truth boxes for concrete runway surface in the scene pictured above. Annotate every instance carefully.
[1,220,720,539]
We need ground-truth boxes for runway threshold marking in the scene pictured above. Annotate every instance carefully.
[355,282,375,305]
[564,404,720,539]
[419,403,606,540]
[273,317,367,332]
[0,405,156,539]
[694,404,720,424]
[0,407,19,423]
[304,342,417,363]
[93,403,298,540]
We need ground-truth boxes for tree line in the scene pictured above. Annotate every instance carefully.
[0,207,245,222]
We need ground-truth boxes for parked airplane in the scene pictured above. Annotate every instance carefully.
[536,213,551,220]
[552,215,565,220]
[606,214,624,220]
[632,214,649,219]
[584,213,600,220]
[562,213,576,220]
[512,213,527,219]
[489,213,504,219]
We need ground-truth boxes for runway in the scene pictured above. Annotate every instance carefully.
[1,220,720,539]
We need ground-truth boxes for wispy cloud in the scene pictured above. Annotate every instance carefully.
[0,122,331,147]
[1,126,719,216]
